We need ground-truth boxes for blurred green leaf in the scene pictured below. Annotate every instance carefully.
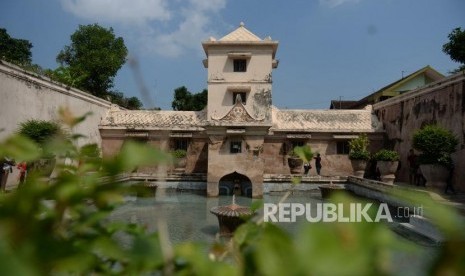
[293,145,313,163]
[0,135,40,161]
[250,199,263,213]
[117,141,170,171]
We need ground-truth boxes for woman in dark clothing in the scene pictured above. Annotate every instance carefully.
[314,154,322,175]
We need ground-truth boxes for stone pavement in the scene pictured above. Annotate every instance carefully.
[395,181,465,214]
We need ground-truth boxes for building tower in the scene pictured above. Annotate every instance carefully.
[201,23,279,198]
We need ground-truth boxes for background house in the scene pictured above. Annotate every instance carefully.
[330,66,445,109]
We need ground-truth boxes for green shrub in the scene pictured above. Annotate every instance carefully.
[17,119,61,146]
[171,149,187,159]
[412,125,458,167]
[373,149,400,161]
[348,134,370,160]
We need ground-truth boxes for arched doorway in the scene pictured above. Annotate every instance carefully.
[218,172,252,198]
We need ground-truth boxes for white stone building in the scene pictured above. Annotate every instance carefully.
[99,23,384,197]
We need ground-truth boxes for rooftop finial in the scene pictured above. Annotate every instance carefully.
[240,22,245,27]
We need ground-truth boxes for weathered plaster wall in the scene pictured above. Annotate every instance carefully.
[373,72,465,191]
[208,83,272,121]
[0,61,112,147]
[207,47,274,83]
[206,45,274,122]
[206,135,265,198]
[100,130,209,174]
[262,136,383,177]
[186,139,208,173]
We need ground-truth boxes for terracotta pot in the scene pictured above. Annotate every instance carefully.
[174,157,187,172]
[30,157,56,177]
[377,161,398,185]
[350,159,367,178]
[419,164,449,190]
[288,157,303,174]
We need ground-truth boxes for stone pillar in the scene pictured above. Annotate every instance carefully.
[252,181,263,198]
[207,180,219,197]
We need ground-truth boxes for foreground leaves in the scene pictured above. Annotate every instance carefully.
[0,114,464,275]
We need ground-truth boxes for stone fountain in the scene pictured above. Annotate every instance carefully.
[210,195,254,236]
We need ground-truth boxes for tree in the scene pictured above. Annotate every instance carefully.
[443,27,465,72]
[106,91,143,110]
[171,86,207,111]
[0,28,32,65]
[126,96,143,110]
[192,89,208,110]
[56,24,128,97]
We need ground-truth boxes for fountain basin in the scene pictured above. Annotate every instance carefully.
[210,198,254,236]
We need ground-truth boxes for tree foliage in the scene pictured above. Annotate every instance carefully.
[443,27,465,72]
[0,28,33,65]
[106,91,143,110]
[48,24,143,109]
[412,124,458,167]
[56,24,128,97]
[171,86,207,111]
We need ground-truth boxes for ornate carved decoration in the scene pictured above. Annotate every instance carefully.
[211,95,264,122]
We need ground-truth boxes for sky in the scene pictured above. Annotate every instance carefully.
[1,0,464,110]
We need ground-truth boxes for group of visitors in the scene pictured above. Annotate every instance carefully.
[304,153,322,176]
[0,158,27,192]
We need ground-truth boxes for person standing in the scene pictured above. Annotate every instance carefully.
[1,158,15,192]
[17,161,27,187]
[314,153,322,176]
[445,162,456,194]
[303,162,311,175]
[407,149,419,185]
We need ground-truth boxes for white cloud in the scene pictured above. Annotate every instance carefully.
[60,0,227,58]
[319,0,362,8]
[150,12,209,57]
[61,0,171,24]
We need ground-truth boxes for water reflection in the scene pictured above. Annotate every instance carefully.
[109,189,438,275]
[110,189,324,243]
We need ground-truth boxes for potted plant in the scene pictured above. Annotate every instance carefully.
[171,149,187,172]
[348,134,370,178]
[17,119,61,177]
[412,125,458,190]
[373,149,400,185]
[287,145,313,174]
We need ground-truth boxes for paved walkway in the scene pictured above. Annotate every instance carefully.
[2,168,20,192]
[395,181,465,214]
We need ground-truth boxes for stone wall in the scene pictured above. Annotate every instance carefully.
[262,135,384,177]
[206,135,265,198]
[100,130,208,174]
[186,138,208,173]
[100,130,385,187]
[373,71,465,191]
[0,60,112,147]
